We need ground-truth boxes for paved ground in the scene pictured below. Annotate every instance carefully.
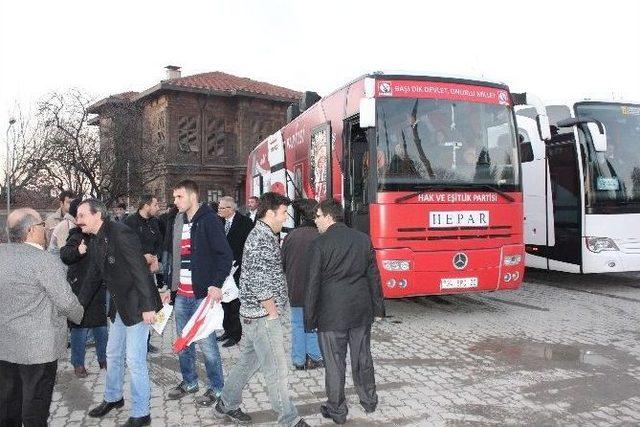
[48,270,640,426]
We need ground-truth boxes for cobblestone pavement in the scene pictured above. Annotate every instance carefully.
[48,270,640,426]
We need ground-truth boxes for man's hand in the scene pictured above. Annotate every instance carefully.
[144,254,156,264]
[149,258,160,273]
[374,316,384,322]
[207,286,222,305]
[160,291,171,304]
[78,239,87,255]
[142,311,157,324]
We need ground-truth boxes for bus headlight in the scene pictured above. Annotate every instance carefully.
[503,255,522,266]
[382,260,411,271]
[586,237,619,253]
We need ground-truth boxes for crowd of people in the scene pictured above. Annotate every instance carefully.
[0,181,385,427]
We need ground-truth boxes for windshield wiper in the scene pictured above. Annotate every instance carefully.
[393,183,515,203]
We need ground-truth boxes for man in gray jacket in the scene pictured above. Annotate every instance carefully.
[0,208,84,426]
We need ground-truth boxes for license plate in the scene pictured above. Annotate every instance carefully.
[440,277,478,290]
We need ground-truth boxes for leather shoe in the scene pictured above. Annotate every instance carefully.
[88,399,124,418]
[222,338,238,347]
[216,332,229,342]
[119,415,151,426]
[320,405,346,425]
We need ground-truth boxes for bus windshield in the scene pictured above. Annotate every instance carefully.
[575,102,640,211]
[375,98,519,191]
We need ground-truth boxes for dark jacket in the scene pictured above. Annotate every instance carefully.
[282,221,319,307]
[221,212,254,284]
[183,204,233,299]
[124,212,162,257]
[60,227,107,328]
[304,222,385,332]
[79,219,162,327]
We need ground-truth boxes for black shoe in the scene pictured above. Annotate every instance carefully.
[167,381,199,400]
[88,399,125,418]
[147,344,159,354]
[293,363,306,370]
[222,338,238,348]
[195,389,220,407]
[119,415,151,427]
[216,332,229,342]
[362,403,377,413]
[320,405,346,425]
[294,419,310,427]
[214,400,252,424]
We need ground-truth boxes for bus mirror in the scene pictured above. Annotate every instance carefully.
[587,122,607,152]
[360,98,376,128]
[557,118,607,152]
[536,114,552,141]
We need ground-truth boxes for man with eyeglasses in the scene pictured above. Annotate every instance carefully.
[0,208,84,426]
[217,196,253,348]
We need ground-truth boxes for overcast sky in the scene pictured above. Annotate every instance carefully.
[1,0,639,147]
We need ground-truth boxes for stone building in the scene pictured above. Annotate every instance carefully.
[88,66,301,205]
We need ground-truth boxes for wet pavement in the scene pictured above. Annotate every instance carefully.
[48,270,640,426]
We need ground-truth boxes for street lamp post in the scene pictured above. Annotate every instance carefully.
[6,118,16,241]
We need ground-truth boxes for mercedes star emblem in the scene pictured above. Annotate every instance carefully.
[453,253,468,270]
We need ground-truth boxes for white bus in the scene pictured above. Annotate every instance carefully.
[516,100,640,273]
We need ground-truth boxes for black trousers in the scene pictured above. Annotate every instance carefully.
[0,359,58,427]
[318,323,378,420]
[222,298,242,341]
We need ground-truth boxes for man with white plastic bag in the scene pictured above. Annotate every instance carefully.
[163,180,233,407]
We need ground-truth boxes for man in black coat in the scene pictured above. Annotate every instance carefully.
[124,195,162,275]
[304,199,385,425]
[60,199,108,378]
[124,194,164,353]
[77,199,163,427]
[217,196,253,347]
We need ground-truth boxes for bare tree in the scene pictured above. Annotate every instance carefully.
[5,89,166,207]
[37,90,101,197]
[1,106,54,205]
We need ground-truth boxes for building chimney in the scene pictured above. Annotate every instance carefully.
[165,65,181,80]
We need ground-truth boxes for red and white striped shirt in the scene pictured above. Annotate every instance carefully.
[176,222,194,298]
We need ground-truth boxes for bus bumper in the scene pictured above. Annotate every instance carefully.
[376,244,525,298]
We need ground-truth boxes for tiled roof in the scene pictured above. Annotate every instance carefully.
[87,91,139,113]
[112,91,139,101]
[89,71,302,115]
[161,71,301,102]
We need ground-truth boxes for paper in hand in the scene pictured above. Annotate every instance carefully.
[151,303,173,335]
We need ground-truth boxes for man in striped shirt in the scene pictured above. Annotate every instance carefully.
[166,180,233,407]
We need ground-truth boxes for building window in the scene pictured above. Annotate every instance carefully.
[178,115,199,152]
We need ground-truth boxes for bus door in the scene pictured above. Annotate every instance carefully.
[519,116,555,269]
[344,117,370,234]
[545,133,582,272]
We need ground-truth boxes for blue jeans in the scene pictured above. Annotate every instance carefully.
[104,314,151,418]
[70,326,108,367]
[290,307,322,365]
[221,315,300,427]
[174,295,224,393]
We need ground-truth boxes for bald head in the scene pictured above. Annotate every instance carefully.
[7,208,44,244]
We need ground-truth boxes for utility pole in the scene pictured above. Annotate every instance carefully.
[5,118,16,241]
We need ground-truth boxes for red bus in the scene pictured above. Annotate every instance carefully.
[246,73,529,297]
